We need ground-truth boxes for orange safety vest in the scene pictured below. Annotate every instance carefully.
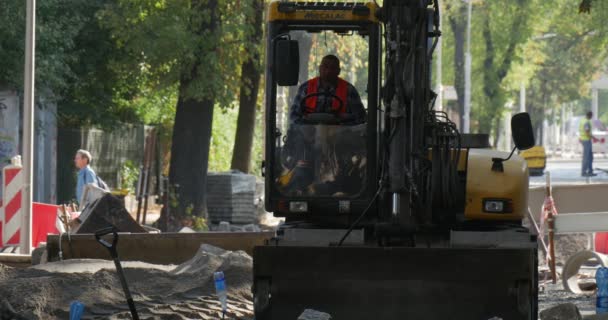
[304,77,348,114]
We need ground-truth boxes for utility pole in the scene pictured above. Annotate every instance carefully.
[21,0,36,254]
[592,88,599,119]
[435,0,443,111]
[463,0,472,133]
[520,82,526,113]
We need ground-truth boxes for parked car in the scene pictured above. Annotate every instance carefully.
[565,116,608,154]
[520,145,546,176]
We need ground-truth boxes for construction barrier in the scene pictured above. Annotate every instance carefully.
[597,233,608,253]
[529,175,608,293]
[0,201,64,248]
[32,203,64,248]
[0,158,64,248]
[2,163,23,246]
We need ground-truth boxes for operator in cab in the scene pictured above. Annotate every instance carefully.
[289,54,366,125]
[279,55,367,196]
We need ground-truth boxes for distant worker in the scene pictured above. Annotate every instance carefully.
[579,111,597,177]
[74,149,99,202]
[289,54,366,125]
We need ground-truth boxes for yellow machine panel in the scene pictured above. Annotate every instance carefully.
[465,149,528,221]
[267,1,379,23]
[520,145,546,175]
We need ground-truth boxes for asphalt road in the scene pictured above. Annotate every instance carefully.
[529,156,608,185]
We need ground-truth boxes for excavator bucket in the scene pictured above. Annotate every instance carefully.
[253,246,537,320]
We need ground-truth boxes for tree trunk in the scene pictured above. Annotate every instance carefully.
[493,116,501,148]
[448,5,466,130]
[161,84,214,231]
[231,0,264,173]
[158,0,218,231]
[231,60,261,173]
[480,1,528,137]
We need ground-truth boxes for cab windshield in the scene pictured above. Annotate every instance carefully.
[273,30,369,198]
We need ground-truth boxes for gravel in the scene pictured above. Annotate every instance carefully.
[0,244,254,319]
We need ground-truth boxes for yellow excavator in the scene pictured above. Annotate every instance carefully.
[254,1,537,319]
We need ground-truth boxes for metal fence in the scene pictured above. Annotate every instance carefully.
[57,125,155,204]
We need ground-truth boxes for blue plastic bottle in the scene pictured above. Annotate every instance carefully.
[69,301,85,320]
[597,267,608,314]
[214,271,228,316]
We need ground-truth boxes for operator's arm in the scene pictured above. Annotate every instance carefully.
[289,83,308,124]
[343,84,366,124]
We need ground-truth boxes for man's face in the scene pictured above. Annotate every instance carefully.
[319,58,340,85]
[74,153,87,169]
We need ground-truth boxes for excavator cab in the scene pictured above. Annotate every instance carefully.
[264,3,381,224]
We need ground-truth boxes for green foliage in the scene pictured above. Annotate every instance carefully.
[192,216,209,231]
[441,0,608,141]
[0,0,85,93]
[98,0,253,109]
[209,104,264,175]
[506,0,608,135]
[118,160,139,194]
[0,0,152,128]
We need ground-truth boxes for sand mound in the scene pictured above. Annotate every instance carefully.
[0,245,254,319]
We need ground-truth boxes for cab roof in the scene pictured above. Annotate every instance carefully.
[267,1,379,24]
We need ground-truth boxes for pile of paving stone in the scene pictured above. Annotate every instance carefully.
[207,171,257,224]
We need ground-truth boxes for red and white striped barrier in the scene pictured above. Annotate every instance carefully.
[2,164,23,246]
[0,158,65,248]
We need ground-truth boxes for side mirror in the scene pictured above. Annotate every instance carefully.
[511,112,535,151]
[274,39,299,86]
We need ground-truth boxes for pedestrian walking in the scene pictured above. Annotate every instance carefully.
[74,149,99,203]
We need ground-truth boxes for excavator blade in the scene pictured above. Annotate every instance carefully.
[253,246,537,320]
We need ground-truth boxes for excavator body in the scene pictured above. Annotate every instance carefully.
[255,1,538,319]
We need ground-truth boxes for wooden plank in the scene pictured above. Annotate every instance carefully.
[0,252,32,268]
[46,232,274,264]
[554,212,608,233]
[1,246,16,253]
[529,183,608,217]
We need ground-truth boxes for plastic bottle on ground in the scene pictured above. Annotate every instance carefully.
[69,301,85,320]
[214,271,228,316]
[597,267,608,314]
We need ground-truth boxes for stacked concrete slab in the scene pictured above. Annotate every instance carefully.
[206,171,256,224]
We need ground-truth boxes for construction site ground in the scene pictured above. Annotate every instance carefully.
[0,245,255,319]
[2,162,606,319]
[0,245,602,319]
[540,270,596,317]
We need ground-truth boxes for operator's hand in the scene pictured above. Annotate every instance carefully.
[337,113,355,121]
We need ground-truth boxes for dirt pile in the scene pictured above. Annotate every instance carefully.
[0,244,254,319]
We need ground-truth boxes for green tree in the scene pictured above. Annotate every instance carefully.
[0,0,85,93]
[0,0,148,127]
[231,0,264,173]
[475,0,533,145]
[517,0,608,142]
[444,1,467,130]
[100,0,252,230]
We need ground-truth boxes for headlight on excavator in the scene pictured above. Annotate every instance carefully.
[483,199,513,213]
[289,201,308,213]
